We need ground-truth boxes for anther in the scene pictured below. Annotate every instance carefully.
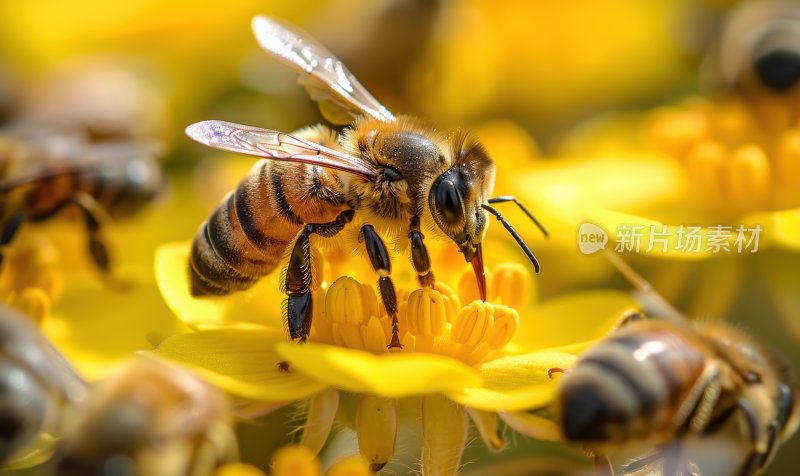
[491,262,532,308]
[361,317,389,354]
[648,107,709,160]
[775,129,800,188]
[485,304,519,350]
[686,140,726,200]
[406,288,447,338]
[434,282,461,323]
[728,145,770,206]
[451,301,494,348]
[325,277,369,326]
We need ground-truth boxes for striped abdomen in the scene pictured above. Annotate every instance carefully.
[558,322,708,445]
[190,160,348,296]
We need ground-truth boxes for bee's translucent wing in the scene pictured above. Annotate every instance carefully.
[186,120,379,180]
[252,15,395,124]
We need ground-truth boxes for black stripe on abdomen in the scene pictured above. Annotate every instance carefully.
[269,168,303,225]
[189,222,259,296]
[234,181,279,249]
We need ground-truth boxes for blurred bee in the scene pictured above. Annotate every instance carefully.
[55,358,238,476]
[186,16,546,348]
[0,304,86,465]
[503,255,799,476]
[0,121,164,281]
[703,0,800,95]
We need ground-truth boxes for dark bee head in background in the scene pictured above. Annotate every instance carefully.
[703,0,800,95]
[84,141,165,220]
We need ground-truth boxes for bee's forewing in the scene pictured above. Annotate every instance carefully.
[252,15,395,124]
[186,120,378,180]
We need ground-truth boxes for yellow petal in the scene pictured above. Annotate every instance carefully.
[512,290,635,353]
[42,277,185,380]
[149,328,327,401]
[448,350,577,412]
[764,208,800,251]
[511,156,735,260]
[154,241,286,329]
[276,342,482,398]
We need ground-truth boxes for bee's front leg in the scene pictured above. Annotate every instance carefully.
[408,215,435,288]
[360,224,402,350]
[284,209,354,342]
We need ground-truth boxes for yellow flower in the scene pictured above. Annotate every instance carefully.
[151,240,635,474]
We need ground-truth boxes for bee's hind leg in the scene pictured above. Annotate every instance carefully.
[284,209,355,342]
[360,224,402,350]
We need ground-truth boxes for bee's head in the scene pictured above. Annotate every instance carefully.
[429,136,495,299]
[91,141,165,219]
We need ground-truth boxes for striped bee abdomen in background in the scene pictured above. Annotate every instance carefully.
[557,322,707,444]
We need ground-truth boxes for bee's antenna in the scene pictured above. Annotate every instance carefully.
[601,248,685,322]
[481,204,541,273]
[487,196,549,237]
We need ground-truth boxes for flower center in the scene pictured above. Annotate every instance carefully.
[646,96,800,218]
[307,256,530,367]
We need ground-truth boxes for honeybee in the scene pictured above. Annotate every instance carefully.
[55,358,238,476]
[703,0,800,95]
[0,121,164,279]
[0,304,86,465]
[504,255,799,476]
[186,16,546,348]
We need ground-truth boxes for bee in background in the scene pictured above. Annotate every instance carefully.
[186,16,546,348]
[503,255,799,476]
[0,304,86,465]
[55,358,238,476]
[703,0,800,96]
[0,121,164,283]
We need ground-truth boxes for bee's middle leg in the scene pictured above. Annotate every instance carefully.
[360,224,402,350]
[408,215,435,288]
[70,193,114,275]
[284,209,354,342]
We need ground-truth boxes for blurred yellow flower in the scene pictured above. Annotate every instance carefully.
[524,89,800,318]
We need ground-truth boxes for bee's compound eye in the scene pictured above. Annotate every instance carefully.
[434,179,463,224]
[755,49,800,91]
[0,362,48,461]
